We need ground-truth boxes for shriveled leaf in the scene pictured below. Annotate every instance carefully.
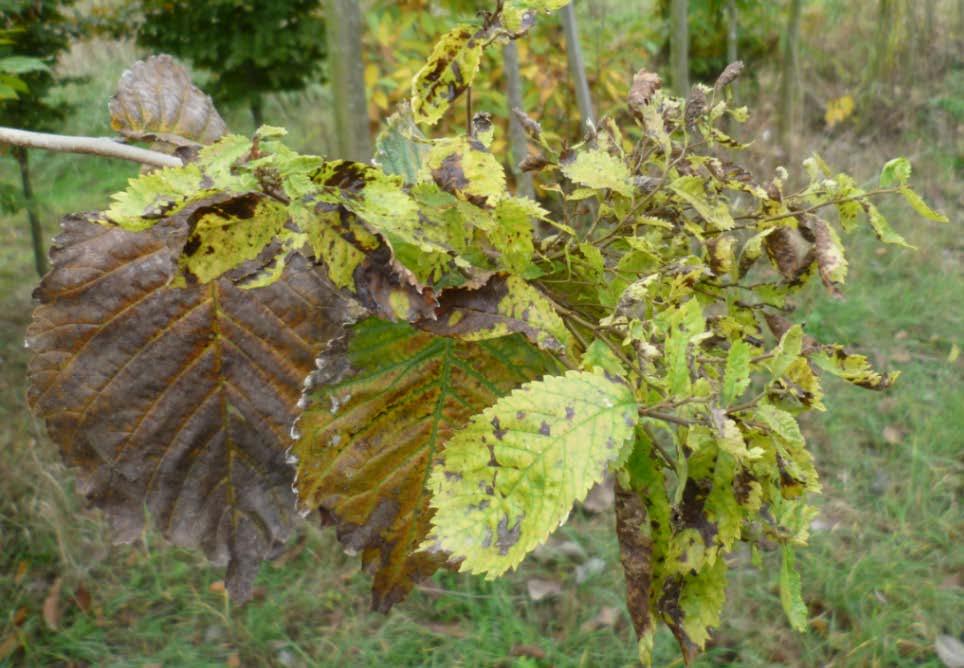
[810,218,848,293]
[27,214,355,603]
[425,370,638,576]
[561,148,633,198]
[109,54,227,146]
[293,319,556,610]
[780,546,808,631]
[411,26,484,126]
[765,226,814,280]
[628,70,662,114]
[418,274,575,356]
[812,346,898,390]
[615,483,654,651]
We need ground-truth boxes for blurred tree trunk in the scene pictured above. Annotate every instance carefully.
[778,0,803,157]
[726,0,738,66]
[324,0,372,161]
[250,96,264,129]
[503,41,533,198]
[561,3,595,129]
[13,147,47,276]
[669,0,689,94]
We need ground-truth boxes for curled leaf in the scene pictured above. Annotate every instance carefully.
[411,26,484,126]
[628,70,662,114]
[109,54,227,146]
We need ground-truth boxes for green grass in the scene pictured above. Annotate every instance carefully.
[1,35,961,668]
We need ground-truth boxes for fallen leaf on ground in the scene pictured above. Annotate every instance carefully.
[510,644,547,659]
[532,539,587,563]
[882,425,903,445]
[526,578,563,602]
[14,561,28,584]
[936,635,964,668]
[420,622,469,639]
[0,634,19,660]
[72,585,92,613]
[575,557,606,584]
[581,606,621,632]
[42,577,62,630]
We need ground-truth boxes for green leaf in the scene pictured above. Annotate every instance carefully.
[669,176,735,231]
[769,324,804,379]
[411,26,484,126]
[864,202,914,248]
[664,555,728,656]
[899,187,949,223]
[753,403,804,447]
[424,137,507,208]
[780,546,809,632]
[177,194,291,285]
[581,339,626,377]
[561,148,633,198]
[490,196,542,273]
[105,164,209,229]
[373,104,428,185]
[0,55,48,74]
[879,157,911,188]
[426,369,638,575]
[294,319,556,611]
[292,202,378,291]
[721,339,752,406]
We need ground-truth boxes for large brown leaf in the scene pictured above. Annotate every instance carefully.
[27,213,355,601]
[293,319,558,611]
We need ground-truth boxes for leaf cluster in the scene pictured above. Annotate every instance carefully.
[22,2,948,664]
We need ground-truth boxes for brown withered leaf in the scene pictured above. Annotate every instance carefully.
[293,318,558,611]
[713,61,744,92]
[415,274,574,357]
[809,218,848,296]
[27,214,355,602]
[628,70,662,115]
[109,54,227,147]
[615,483,653,640]
[765,226,814,282]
